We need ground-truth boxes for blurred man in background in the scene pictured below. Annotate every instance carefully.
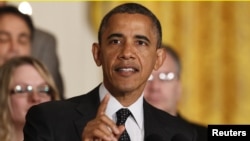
[144,44,207,141]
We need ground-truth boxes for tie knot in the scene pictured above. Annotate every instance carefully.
[116,108,131,126]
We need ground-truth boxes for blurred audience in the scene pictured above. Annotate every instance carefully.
[31,28,64,99]
[0,56,60,141]
[0,4,64,99]
[144,44,207,141]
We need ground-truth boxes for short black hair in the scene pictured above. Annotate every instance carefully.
[98,3,162,48]
[0,5,34,40]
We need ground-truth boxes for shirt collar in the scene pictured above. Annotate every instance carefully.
[99,83,144,129]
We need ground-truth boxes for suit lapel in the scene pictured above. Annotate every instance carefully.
[143,99,168,138]
[73,85,101,138]
[144,99,159,136]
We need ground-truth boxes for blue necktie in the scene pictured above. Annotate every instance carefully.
[116,108,131,141]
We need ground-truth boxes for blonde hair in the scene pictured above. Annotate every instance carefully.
[0,56,60,141]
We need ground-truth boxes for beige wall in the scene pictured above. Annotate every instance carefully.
[10,2,102,98]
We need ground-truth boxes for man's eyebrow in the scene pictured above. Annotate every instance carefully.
[107,34,151,44]
[0,31,8,35]
[107,33,123,40]
[135,35,150,43]
[19,33,30,38]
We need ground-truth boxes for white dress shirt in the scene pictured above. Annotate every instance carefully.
[99,83,144,141]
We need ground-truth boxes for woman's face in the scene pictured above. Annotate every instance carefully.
[9,64,51,125]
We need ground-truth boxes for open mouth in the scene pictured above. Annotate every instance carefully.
[115,67,138,72]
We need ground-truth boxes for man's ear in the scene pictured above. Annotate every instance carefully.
[92,43,102,66]
[154,48,166,70]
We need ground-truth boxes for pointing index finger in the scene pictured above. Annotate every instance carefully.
[97,94,110,116]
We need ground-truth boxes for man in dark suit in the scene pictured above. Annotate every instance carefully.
[144,44,207,141]
[24,3,197,141]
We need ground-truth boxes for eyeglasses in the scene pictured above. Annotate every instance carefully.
[148,72,177,82]
[10,84,51,95]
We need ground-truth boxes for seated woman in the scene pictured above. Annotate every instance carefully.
[0,56,60,141]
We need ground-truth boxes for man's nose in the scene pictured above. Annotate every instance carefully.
[119,43,136,60]
[9,39,19,52]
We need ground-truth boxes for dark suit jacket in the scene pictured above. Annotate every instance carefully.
[178,114,207,141]
[31,28,64,99]
[24,85,197,141]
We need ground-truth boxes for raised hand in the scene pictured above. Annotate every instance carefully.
[81,94,125,141]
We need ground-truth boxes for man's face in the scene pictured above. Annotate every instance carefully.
[0,14,31,66]
[93,13,164,97]
[144,54,181,116]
